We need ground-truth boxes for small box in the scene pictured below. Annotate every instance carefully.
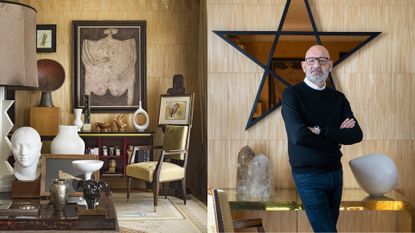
[12,180,40,198]
[30,107,60,136]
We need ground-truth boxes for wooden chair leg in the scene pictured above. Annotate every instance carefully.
[127,177,131,202]
[182,177,186,205]
[163,183,167,199]
[153,181,160,211]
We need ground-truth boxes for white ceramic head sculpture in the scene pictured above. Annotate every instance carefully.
[349,153,398,197]
[11,127,42,181]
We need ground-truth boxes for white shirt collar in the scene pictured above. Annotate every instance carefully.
[304,77,326,91]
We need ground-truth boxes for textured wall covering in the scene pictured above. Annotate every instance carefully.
[208,0,415,202]
[13,0,206,200]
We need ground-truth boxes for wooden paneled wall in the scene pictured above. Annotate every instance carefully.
[208,0,415,206]
[13,0,205,199]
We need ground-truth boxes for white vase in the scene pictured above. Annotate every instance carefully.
[133,101,149,132]
[51,125,85,154]
[349,153,398,197]
[73,108,83,132]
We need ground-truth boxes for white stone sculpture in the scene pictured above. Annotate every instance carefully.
[133,101,149,132]
[247,153,271,199]
[10,127,42,181]
[349,153,398,197]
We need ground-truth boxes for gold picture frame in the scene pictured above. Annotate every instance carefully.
[158,93,194,126]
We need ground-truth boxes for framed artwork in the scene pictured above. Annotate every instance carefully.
[36,24,56,53]
[40,154,99,197]
[72,20,147,112]
[158,94,194,126]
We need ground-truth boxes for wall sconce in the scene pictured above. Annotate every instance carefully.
[0,1,38,191]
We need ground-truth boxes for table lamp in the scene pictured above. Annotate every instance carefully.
[0,1,38,192]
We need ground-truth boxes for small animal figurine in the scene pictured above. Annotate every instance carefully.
[95,122,111,132]
[113,114,128,132]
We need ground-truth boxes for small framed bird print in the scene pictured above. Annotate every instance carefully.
[158,94,193,126]
[36,24,56,53]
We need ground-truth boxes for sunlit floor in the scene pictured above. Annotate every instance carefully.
[116,191,207,233]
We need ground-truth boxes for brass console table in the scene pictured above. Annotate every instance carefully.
[223,188,414,232]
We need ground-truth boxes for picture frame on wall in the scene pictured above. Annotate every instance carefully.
[40,154,99,197]
[158,94,193,126]
[36,24,56,53]
[72,20,147,112]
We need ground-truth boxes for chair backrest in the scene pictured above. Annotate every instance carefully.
[213,189,235,233]
[162,125,189,160]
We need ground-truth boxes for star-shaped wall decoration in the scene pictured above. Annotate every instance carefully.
[214,0,380,130]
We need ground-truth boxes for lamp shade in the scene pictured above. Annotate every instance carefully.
[0,1,38,88]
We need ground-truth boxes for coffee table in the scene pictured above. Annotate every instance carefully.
[0,190,118,231]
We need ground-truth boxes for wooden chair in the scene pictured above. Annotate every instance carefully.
[126,124,190,210]
[213,189,265,232]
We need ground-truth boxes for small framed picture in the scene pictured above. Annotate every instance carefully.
[40,154,99,197]
[158,93,194,126]
[36,24,56,53]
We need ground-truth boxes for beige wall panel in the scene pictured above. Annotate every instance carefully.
[208,33,263,73]
[207,3,282,31]
[269,140,295,189]
[208,73,231,140]
[246,109,287,141]
[208,140,230,188]
[147,44,199,78]
[334,73,415,140]
[298,210,411,232]
[227,73,261,140]
[231,210,297,232]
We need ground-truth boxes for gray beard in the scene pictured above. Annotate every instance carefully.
[306,72,328,87]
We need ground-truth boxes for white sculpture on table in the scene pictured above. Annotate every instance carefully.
[349,153,398,197]
[10,127,42,181]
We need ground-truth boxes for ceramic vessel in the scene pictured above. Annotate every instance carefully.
[133,101,149,132]
[51,125,85,154]
[73,108,83,132]
[79,180,107,209]
[349,153,398,197]
[49,179,68,212]
[72,160,103,180]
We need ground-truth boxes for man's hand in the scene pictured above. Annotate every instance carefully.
[308,126,320,135]
[340,118,355,129]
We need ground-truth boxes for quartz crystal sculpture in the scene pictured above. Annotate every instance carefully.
[236,146,255,199]
[247,154,270,199]
[236,146,271,200]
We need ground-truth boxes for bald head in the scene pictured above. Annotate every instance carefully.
[305,45,330,59]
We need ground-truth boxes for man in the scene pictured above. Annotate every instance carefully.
[10,127,42,181]
[281,45,363,232]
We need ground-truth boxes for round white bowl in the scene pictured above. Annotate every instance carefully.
[72,160,103,180]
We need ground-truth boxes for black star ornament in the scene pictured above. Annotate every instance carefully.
[214,0,380,130]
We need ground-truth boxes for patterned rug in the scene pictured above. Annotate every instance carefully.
[112,192,184,220]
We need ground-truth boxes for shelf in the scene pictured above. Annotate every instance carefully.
[79,133,153,180]
[101,173,123,177]
[99,156,122,159]
[79,131,154,137]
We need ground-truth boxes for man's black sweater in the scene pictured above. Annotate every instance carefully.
[281,81,363,173]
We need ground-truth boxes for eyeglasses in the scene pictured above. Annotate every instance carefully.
[305,57,330,65]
